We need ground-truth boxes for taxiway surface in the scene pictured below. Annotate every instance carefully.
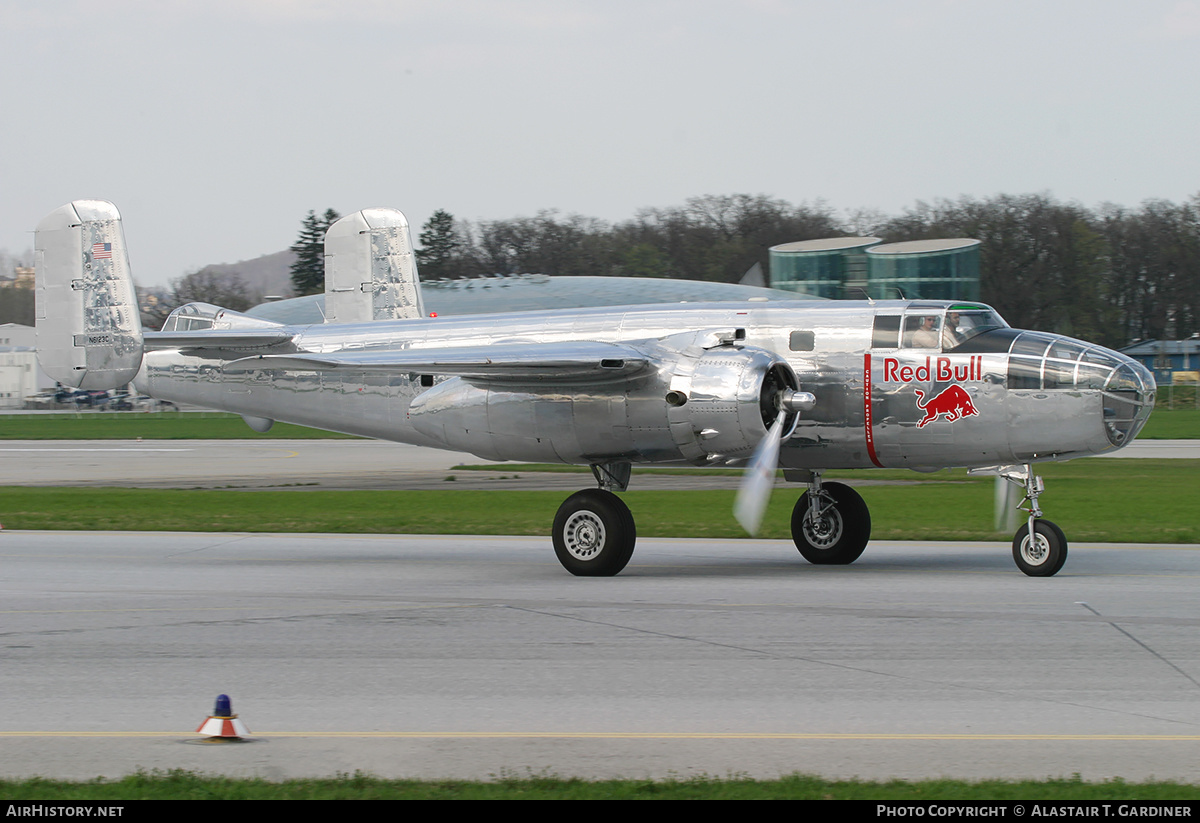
[2,530,1199,782]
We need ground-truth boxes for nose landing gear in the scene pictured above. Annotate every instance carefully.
[993,465,1068,577]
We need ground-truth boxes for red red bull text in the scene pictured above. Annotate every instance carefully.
[883,356,983,384]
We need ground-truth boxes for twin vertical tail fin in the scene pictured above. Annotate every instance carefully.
[323,208,426,324]
[32,201,422,387]
[35,200,144,389]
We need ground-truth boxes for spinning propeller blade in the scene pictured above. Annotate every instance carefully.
[734,409,787,535]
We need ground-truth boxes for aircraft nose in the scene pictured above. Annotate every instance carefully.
[1009,331,1156,448]
[1101,356,1156,446]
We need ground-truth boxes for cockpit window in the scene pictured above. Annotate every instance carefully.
[877,307,1009,352]
[942,310,1007,350]
[903,314,942,349]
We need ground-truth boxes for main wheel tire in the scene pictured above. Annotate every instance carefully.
[1012,520,1068,577]
[552,489,636,577]
[791,481,871,565]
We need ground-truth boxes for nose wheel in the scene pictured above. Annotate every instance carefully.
[1013,519,1068,577]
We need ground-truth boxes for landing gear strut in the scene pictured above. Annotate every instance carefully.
[997,464,1068,577]
[789,471,871,565]
[552,461,636,577]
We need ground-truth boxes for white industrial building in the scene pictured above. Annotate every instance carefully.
[0,324,51,409]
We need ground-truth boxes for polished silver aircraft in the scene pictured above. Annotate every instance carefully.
[34,201,1156,577]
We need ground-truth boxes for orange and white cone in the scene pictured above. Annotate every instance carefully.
[196,694,250,738]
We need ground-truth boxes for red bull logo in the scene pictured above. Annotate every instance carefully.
[879,356,984,427]
[914,385,979,427]
[883,356,982,383]
[863,353,985,468]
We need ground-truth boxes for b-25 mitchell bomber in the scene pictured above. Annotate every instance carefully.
[34,200,1156,577]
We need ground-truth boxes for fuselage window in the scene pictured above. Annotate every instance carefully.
[872,315,901,349]
[789,330,815,351]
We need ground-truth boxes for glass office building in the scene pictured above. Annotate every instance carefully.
[768,237,882,299]
[865,239,980,301]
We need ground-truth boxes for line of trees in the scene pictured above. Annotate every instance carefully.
[3,193,1196,348]
[415,194,842,286]
[415,192,1200,348]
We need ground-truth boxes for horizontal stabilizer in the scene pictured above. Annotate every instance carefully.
[223,341,650,383]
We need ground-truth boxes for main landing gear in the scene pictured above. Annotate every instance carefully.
[551,463,878,576]
[552,462,636,576]
[788,470,871,565]
[997,465,1067,577]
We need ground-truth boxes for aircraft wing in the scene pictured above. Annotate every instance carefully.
[222,341,652,383]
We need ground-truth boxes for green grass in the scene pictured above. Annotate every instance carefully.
[1140,408,1200,438]
[1,770,1198,799]
[0,411,358,440]
[3,459,1197,543]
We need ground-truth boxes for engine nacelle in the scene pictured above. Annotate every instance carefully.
[407,341,801,465]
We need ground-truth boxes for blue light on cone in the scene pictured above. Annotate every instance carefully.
[213,694,233,717]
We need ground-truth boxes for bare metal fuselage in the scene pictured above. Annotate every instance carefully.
[136,300,1153,472]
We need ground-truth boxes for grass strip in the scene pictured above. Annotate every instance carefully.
[3,460,1197,543]
[2,770,1198,800]
[1139,408,1200,438]
[0,412,358,440]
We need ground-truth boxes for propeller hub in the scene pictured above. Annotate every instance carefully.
[776,389,816,413]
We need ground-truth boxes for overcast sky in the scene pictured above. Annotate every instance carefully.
[2,0,1198,287]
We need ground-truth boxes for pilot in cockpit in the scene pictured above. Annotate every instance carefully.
[911,316,941,348]
[942,311,962,348]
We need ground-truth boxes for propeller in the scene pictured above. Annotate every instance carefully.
[734,388,815,535]
[734,409,787,535]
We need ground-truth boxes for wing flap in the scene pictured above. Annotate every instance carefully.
[223,341,651,382]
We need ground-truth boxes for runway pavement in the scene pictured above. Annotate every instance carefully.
[3,437,1198,782]
[2,530,1199,782]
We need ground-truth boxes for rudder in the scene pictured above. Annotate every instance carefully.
[323,208,426,324]
[34,200,144,389]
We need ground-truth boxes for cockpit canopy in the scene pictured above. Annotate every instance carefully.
[161,302,284,332]
[873,304,1008,351]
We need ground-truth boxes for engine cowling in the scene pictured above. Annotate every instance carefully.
[407,341,802,465]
